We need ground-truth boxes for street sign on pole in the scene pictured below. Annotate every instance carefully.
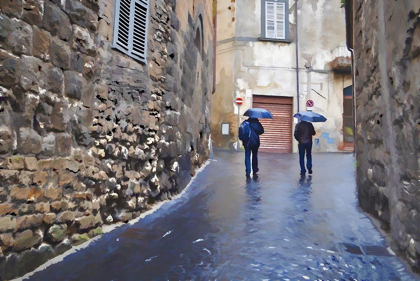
[306,100,314,107]
[235,97,243,106]
[235,97,243,150]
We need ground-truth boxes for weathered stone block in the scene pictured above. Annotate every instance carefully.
[47,224,67,243]
[56,133,72,156]
[0,0,23,18]
[0,13,12,48]
[7,155,25,170]
[41,133,56,156]
[18,203,36,215]
[71,25,95,56]
[22,0,44,26]
[43,1,72,40]
[0,233,15,249]
[11,186,30,202]
[71,233,89,246]
[32,170,48,186]
[15,214,44,231]
[56,211,74,223]
[66,0,98,31]
[76,213,102,230]
[0,203,18,216]
[27,187,43,203]
[64,71,85,100]
[35,202,50,213]
[54,238,71,255]
[24,157,38,171]
[43,213,56,225]
[8,19,33,56]
[51,101,67,132]
[0,125,14,154]
[43,187,62,201]
[19,171,34,186]
[17,127,42,155]
[13,229,42,251]
[50,200,69,212]
[88,226,102,238]
[32,26,51,61]
[0,50,22,88]
[51,37,71,70]
[118,211,132,222]
[46,67,64,94]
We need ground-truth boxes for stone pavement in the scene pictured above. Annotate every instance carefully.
[22,152,419,280]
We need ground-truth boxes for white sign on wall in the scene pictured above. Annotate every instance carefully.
[221,123,230,135]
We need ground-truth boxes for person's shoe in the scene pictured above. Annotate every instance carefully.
[300,172,306,176]
[308,169,313,175]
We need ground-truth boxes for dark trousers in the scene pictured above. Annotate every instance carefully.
[245,147,259,176]
[298,142,312,174]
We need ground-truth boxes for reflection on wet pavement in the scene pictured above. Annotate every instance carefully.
[27,152,418,281]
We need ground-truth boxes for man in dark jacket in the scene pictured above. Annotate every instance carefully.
[294,120,316,175]
[241,118,264,177]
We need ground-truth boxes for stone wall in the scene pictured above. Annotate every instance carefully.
[353,0,420,270]
[0,0,214,279]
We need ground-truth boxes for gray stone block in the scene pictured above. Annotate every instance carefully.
[33,26,52,61]
[51,37,71,70]
[17,127,42,155]
[64,71,85,100]
[8,19,33,56]
[43,1,72,40]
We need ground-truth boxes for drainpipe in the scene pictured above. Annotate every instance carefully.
[295,0,300,112]
[212,0,217,94]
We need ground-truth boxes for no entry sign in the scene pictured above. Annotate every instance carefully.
[306,100,314,107]
[235,97,243,106]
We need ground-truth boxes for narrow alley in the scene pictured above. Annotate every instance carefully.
[22,152,418,281]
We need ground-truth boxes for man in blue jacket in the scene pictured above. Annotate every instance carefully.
[239,118,264,177]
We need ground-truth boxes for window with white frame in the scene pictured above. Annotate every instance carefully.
[261,0,289,40]
[113,0,149,63]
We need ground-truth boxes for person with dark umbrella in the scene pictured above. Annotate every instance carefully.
[239,108,272,178]
[293,111,327,176]
[294,119,316,175]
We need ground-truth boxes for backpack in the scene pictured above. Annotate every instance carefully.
[238,121,251,142]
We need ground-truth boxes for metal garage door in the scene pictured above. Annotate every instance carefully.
[253,96,293,153]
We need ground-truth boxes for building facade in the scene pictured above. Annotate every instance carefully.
[0,0,215,278]
[346,0,420,271]
[212,0,352,153]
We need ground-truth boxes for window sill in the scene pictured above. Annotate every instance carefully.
[258,37,292,44]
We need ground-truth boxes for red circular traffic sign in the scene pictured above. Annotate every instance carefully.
[235,97,243,106]
[306,100,314,107]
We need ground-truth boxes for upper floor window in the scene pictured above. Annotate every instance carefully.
[261,0,289,41]
[113,0,149,63]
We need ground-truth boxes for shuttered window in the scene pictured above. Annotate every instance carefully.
[113,0,149,63]
[262,0,289,40]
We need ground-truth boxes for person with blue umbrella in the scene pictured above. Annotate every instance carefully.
[239,108,273,177]
[293,111,327,176]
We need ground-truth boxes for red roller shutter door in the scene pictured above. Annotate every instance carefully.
[252,96,293,153]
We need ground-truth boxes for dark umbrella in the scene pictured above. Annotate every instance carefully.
[293,111,327,122]
[243,108,273,119]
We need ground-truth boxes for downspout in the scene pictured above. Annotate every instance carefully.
[344,0,355,154]
[295,0,300,112]
[212,0,217,94]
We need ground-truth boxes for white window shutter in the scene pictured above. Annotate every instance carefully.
[113,0,149,63]
[265,1,286,40]
[275,2,285,39]
[265,2,276,38]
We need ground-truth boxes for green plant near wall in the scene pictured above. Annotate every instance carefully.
[341,0,345,8]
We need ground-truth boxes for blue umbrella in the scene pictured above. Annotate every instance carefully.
[293,111,327,122]
[243,108,273,119]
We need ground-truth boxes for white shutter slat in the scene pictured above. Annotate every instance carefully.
[131,0,148,60]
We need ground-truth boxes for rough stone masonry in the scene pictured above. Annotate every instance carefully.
[0,0,214,279]
[352,0,420,272]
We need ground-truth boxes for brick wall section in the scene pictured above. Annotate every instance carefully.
[353,0,420,270]
[0,0,214,278]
